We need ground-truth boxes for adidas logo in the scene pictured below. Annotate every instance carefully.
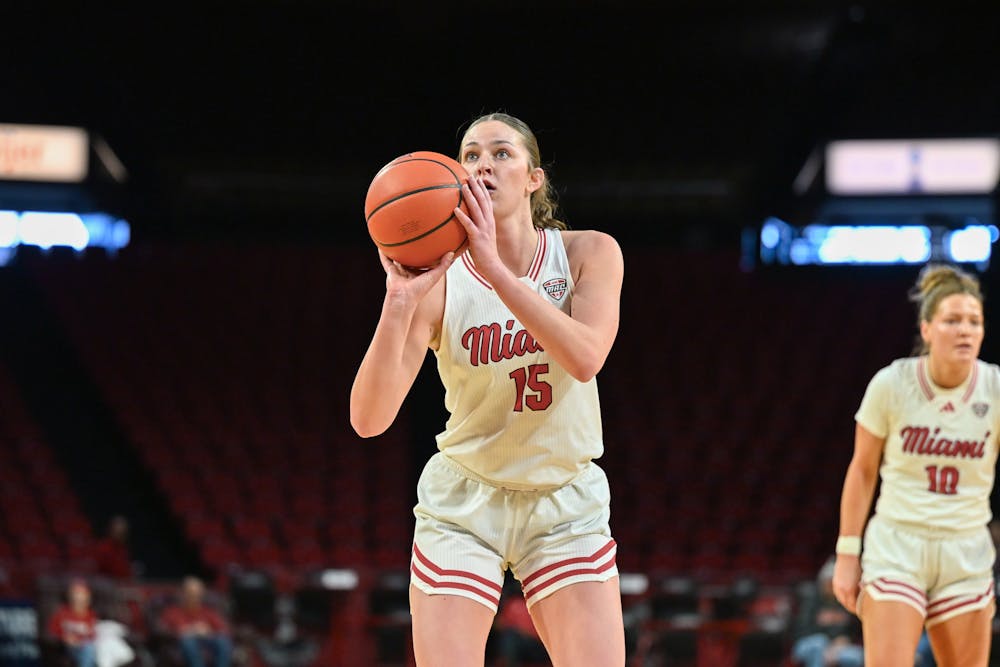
[941,401,956,413]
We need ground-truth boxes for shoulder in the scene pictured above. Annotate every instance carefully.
[875,357,915,382]
[976,359,1000,395]
[559,230,623,279]
[861,358,913,399]
[560,229,621,257]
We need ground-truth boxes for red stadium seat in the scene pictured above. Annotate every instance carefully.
[245,539,286,572]
[230,516,274,546]
[183,514,230,543]
[200,536,243,572]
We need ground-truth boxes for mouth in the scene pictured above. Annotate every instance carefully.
[481,179,497,192]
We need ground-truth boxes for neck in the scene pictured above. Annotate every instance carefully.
[494,215,539,276]
[927,354,974,389]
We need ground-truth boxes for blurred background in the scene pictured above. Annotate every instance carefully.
[1,2,999,665]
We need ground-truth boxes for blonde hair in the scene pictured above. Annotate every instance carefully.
[908,263,983,355]
[460,112,568,230]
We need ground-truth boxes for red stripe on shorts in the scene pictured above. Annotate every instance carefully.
[521,539,617,589]
[410,564,501,607]
[412,544,503,594]
[926,581,994,621]
[870,578,927,610]
[523,555,618,602]
[927,593,960,611]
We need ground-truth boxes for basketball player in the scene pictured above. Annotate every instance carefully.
[351,112,625,666]
[832,263,999,666]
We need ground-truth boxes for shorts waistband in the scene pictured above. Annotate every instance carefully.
[431,452,583,492]
[872,514,986,539]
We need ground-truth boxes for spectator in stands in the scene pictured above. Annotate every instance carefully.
[160,576,233,667]
[833,263,998,666]
[791,556,863,667]
[94,515,134,580]
[47,578,98,667]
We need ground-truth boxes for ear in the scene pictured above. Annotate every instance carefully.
[919,319,931,346]
[526,167,544,195]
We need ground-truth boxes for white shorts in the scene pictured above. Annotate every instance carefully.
[410,452,618,613]
[860,515,996,627]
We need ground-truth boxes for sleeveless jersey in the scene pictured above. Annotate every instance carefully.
[433,228,604,489]
[855,356,1000,532]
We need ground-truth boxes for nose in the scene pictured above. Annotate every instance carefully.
[475,156,493,176]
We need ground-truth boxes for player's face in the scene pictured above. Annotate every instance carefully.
[460,120,543,218]
[921,293,984,364]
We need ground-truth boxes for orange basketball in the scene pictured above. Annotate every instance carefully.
[364,151,470,269]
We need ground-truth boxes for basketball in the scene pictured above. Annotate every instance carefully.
[364,151,470,269]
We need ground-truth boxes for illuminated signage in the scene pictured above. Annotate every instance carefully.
[0,210,130,267]
[0,123,89,182]
[826,138,1000,195]
[758,217,997,267]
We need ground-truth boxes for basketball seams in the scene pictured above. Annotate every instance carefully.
[365,183,462,223]
[389,155,463,177]
[373,208,462,248]
[366,155,463,213]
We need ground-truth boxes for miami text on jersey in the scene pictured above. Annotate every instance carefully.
[461,319,543,367]
[900,426,990,458]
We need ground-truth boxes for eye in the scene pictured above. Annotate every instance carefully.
[463,151,479,163]
[496,149,511,159]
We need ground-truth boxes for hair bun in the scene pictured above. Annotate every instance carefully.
[909,263,980,303]
[919,264,963,295]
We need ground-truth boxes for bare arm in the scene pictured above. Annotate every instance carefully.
[456,178,624,382]
[486,231,622,381]
[832,422,884,614]
[349,250,451,438]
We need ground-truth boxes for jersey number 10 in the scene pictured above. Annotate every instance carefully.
[924,465,959,495]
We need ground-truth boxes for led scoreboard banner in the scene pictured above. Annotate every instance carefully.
[754,137,1000,268]
[826,138,1000,196]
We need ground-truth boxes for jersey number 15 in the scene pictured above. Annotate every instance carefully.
[509,364,552,412]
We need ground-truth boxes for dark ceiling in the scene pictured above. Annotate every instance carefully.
[3,2,999,245]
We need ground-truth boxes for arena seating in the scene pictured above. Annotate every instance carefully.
[0,362,98,596]
[603,254,914,582]
[15,241,919,664]
[22,245,415,587]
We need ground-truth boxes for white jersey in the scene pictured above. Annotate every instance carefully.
[856,356,1000,532]
[433,228,604,489]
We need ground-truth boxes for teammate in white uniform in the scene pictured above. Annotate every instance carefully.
[351,112,625,667]
[833,263,999,666]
